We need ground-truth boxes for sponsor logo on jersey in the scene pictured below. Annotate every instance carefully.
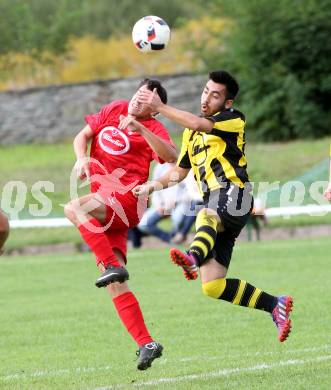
[98,126,130,155]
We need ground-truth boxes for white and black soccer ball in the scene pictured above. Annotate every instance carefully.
[132,15,170,53]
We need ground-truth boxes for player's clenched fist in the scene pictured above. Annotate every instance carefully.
[74,157,90,180]
[119,115,144,133]
[132,183,155,197]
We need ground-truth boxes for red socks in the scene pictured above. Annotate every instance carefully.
[113,292,153,347]
[79,221,152,347]
[78,218,120,267]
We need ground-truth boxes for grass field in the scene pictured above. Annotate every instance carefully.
[1,237,330,389]
[4,211,331,252]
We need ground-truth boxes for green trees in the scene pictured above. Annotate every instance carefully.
[77,0,200,40]
[1,0,329,141]
[0,0,201,56]
[217,0,331,140]
[0,0,81,56]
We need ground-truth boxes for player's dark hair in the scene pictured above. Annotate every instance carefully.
[139,78,168,104]
[209,70,239,100]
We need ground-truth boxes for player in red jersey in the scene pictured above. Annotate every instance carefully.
[64,79,177,370]
[0,209,9,256]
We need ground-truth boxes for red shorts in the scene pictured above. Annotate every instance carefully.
[101,191,147,264]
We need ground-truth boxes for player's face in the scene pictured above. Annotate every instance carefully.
[200,79,232,117]
[128,85,154,118]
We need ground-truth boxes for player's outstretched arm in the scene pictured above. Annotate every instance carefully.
[0,210,9,256]
[132,165,190,197]
[73,125,94,180]
[138,88,214,133]
[119,115,177,163]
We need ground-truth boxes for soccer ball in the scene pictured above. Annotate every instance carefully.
[132,16,170,53]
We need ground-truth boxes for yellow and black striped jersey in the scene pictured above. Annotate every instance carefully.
[177,108,250,198]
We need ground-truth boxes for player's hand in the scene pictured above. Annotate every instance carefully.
[137,88,162,111]
[119,115,143,133]
[74,157,90,180]
[324,182,331,201]
[132,183,155,197]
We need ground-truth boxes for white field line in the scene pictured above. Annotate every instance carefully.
[100,355,331,389]
[172,344,331,363]
[1,365,112,382]
[1,345,330,382]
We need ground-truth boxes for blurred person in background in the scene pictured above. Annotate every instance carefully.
[171,170,203,245]
[324,143,331,201]
[246,198,268,241]
[0,209,9,256]
[137,162,201,245]
[64,78,177,370]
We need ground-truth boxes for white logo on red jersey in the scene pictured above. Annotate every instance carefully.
[98,126,130,155]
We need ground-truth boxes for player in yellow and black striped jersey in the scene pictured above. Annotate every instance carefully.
[177,108,249,196]
[134,70,293,343]
[324,142,331,200]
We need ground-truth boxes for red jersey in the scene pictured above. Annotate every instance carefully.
[85,100,173,193]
